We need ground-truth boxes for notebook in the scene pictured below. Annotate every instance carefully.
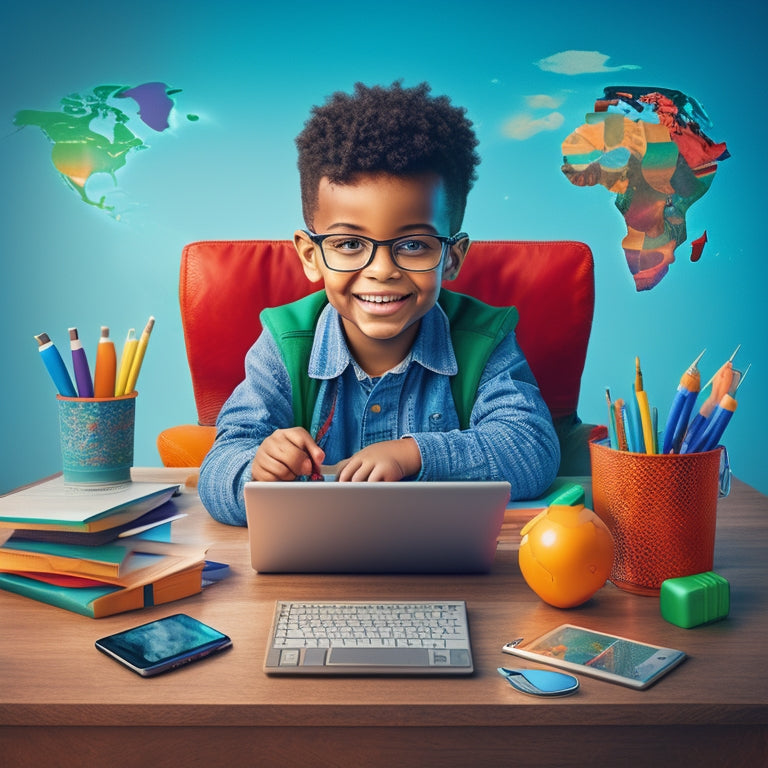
[264,600,474,675]
[244,480,510,574]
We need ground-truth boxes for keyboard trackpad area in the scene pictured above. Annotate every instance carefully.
[328,648,430,666]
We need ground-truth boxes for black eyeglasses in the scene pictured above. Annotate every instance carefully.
[305,230,468,273]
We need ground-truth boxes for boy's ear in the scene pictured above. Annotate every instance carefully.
[442,236,471,281]
[293,230,324,283]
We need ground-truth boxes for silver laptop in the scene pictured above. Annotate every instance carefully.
[244,480,510,574]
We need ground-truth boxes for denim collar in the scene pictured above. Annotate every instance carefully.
[308,300,458,381]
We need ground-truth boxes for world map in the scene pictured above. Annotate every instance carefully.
[14,82,197,219]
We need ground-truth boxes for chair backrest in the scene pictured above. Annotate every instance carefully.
[179,239,595,427]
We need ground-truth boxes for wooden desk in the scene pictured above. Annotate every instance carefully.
[2,469,766,768]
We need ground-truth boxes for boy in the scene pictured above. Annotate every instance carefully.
[199,82,559,526]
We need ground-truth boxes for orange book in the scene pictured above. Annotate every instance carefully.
[0,562,205,618]
[0,538,204,584]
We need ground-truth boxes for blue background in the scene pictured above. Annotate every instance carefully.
[2,0,765,495]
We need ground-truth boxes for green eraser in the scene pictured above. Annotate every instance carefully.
[548,482,586,507]
[659,571,730,629]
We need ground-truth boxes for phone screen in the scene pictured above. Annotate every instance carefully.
[529,625,680,682]
[95,613,232,676]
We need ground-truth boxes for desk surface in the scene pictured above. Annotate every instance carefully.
[2,469,767,768]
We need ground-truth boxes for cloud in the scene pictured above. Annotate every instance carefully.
[502,111,565,140]
[535,50,641,75]
[525,94,563,109]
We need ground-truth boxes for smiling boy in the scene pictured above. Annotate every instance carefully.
[198,82,559,526]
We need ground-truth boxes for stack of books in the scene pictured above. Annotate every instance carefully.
[0,477,207,617]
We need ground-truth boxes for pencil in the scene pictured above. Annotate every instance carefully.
[123,316,155,394]
[115,329,138,397]
[614,399,629,451]
[635,357,655,454]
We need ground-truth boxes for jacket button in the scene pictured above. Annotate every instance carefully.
[370,404,382,413]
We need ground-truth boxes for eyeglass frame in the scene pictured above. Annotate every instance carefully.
[303,230,469,273]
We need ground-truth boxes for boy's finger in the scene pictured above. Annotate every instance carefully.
[284,428,325,470]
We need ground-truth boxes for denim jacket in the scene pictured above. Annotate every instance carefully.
[198,302,559,525]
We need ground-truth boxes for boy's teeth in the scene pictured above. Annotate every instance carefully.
[359,294,401,303]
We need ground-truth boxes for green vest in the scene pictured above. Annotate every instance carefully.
[260,289,519,431]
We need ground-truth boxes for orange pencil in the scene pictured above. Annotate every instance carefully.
[613,398,629,451]
[93,326,117,398]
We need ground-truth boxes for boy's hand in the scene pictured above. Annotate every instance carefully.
[336,438,421,482]
[251,427,325,481]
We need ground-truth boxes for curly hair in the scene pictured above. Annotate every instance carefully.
[296,82,480,231]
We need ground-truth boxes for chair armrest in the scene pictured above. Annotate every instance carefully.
[157,425,216,467]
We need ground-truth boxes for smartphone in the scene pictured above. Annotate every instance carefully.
[95,613,232,677]
[502,624,686,690]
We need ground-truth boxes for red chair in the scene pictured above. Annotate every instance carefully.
[157,239,605,473]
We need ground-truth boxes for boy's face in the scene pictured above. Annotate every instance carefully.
[294,172,469,374]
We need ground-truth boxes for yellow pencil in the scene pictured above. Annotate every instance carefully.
[634,357,655,454]
[123,316,155,395]
[115,328,138,396]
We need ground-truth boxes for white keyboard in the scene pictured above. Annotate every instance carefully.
[264,601,473,675]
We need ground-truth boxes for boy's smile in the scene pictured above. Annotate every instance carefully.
[294,172,468,376]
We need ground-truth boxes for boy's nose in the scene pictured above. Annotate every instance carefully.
[363,245,401,278]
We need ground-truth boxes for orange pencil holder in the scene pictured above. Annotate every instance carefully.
[589,440,728,596]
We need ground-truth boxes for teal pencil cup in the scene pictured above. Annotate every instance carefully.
[56,393,137,484]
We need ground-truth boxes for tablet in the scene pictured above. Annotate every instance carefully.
[502,624,686,689]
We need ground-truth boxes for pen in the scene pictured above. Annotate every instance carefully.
[115,328,138,396]
[662,350,705,454]
[123,316,155,394]
[34,332,77,397]
[680,346,740,454]
[683,364,749,454]
[68,328,94,398]
[625,389,643,453]
[93,326,117,398]
[687,394,737,453]
[605,388,618,449]
[634,357,655,454]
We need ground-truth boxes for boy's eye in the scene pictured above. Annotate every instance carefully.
[394,238,438,256]
[328,237,368,253]
[397,239,427,252]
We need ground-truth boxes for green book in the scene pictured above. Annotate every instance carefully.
[0,538,133,578]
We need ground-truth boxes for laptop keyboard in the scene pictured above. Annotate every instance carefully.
[264,600,473,674]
